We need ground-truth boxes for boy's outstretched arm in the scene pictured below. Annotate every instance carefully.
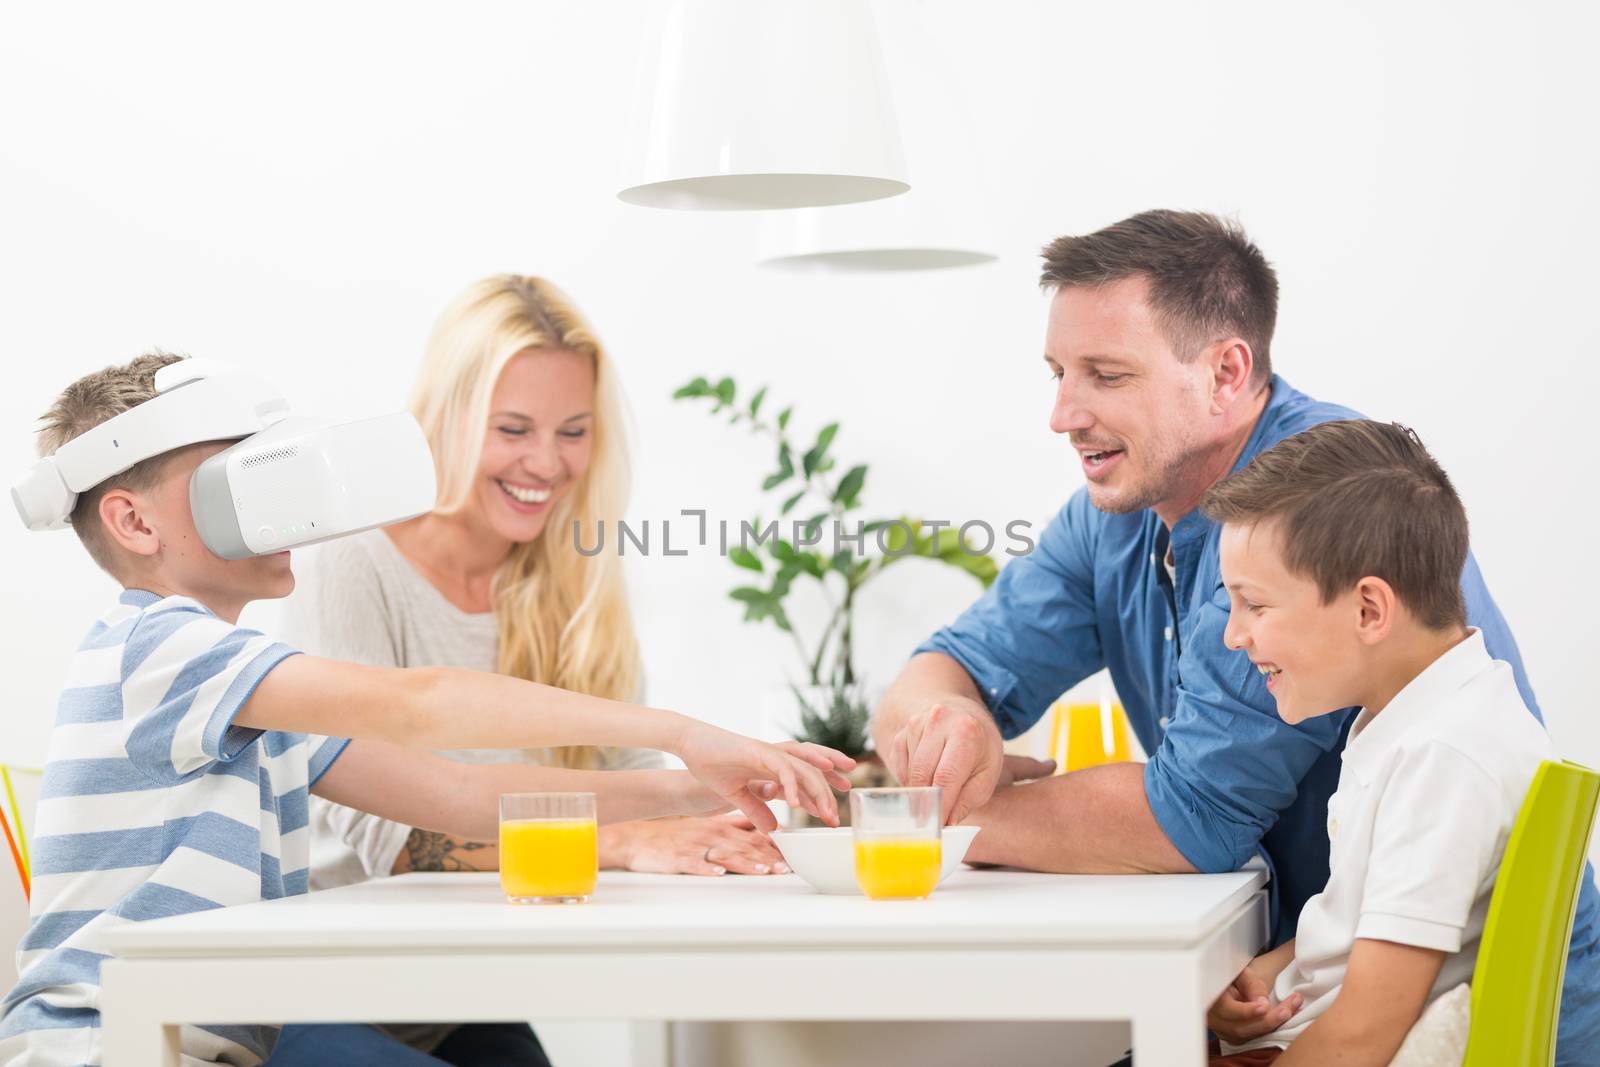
[245,656,853,828]
[315,740,762,843]
[1273,938,1446,1066]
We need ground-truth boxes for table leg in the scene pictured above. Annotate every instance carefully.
[1130,973,1209,1067]
[631,1020,672,1067]
[101,960,183,1067]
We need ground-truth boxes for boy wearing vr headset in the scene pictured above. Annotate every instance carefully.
[0,352,854,1066]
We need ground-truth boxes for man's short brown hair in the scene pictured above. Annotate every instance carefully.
[1040,209,1278,388]
[1200,420,1469,630]
[35,351,187,574]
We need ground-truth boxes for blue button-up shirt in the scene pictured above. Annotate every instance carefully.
[920,376,1599,1060]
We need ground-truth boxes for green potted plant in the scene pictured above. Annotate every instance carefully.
[674,376,998,820]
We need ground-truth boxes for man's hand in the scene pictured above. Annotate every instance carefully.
[1208,956,1302,1044]
[884,696,1007,824]
[995,754,1057,789]
[676,727,854,831]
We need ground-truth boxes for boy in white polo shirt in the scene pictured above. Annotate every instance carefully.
[1196,419,1560,1066]
[0,353,852,1067]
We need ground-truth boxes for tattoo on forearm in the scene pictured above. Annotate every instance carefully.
[402,829,492,872]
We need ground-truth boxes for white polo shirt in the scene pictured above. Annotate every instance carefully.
[1227,628,1554,1053]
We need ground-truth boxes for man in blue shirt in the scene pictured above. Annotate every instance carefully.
[870,209,1599,1061]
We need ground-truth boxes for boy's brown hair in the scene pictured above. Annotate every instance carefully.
[1200,419,1469,630]
[35,351,187,574]
[1040,209,1279,389]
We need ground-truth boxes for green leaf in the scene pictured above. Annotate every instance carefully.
[777,406,792,431]
[954,553,1000,588]
[770,568,795,598]
[770,603,793,632]
[761,469,791,491]
[715,377,736,405]
[830,549,854,575]
[729,546,764,572]
[788,684,872,757]
[771,539,797,563]
[881,518,918,555]
[833,464,867,507]
[749,386,768,417]
[799,553,826,579]
[729,586,767,604]
[802,422,839,477]
[780,488,807,515]
[672,376,711,399]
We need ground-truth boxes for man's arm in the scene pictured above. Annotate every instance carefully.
[875,654,1186,872]
[1274,939,1445,1066]
[961,763,1195,873]
[873,496,1106,825]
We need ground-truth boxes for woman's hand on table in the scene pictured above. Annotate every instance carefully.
[674,724,855,831]
[602,814,789,877]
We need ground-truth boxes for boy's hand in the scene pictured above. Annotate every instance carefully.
[1208,963,1303,1044]
[677,727,854,831]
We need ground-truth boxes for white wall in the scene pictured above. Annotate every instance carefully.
[3,2,1595,1063]
[6,0,1596,762]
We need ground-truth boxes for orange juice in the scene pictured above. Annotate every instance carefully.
[854,838,941,899]
[1049,701,1133,772]
[499,818,597,901]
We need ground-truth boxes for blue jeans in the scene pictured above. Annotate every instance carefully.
[267,1023,552,1066]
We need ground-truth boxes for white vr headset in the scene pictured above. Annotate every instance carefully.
[11,359,437,559]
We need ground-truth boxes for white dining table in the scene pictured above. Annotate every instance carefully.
[100,866,1268,1067]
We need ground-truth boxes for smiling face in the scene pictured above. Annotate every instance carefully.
[467,346,595,544]
[1044,276,1224,515]
[1217,518,1370,724]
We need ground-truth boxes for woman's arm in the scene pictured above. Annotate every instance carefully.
[313,739,732,842]
[1273,938,1446,1066]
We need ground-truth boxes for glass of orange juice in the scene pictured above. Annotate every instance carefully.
[851,787,941,900]
[499,793,597,904]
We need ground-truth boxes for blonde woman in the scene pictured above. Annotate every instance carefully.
[272,276,790,1066]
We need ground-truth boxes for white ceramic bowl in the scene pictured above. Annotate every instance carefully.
[770,825,980,895]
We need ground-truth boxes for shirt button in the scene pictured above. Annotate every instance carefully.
[1164,626,1173,642]
[988,687,997,696]
[1158,716,1171,730]
[1150,552,1158,565]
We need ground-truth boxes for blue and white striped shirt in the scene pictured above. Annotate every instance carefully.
[0,590,347,1066]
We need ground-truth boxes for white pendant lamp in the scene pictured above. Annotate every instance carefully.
[757,3,996,272]
[618,0,909,211]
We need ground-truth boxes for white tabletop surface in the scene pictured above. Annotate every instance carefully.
[102,868,1267,957]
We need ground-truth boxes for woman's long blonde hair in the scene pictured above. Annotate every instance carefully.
[409,275,639,769]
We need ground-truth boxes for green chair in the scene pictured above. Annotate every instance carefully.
[1463,759,1600,1066]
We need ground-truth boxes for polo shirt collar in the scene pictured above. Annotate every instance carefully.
[119,588,162,609]
[1341,628,1489,784]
